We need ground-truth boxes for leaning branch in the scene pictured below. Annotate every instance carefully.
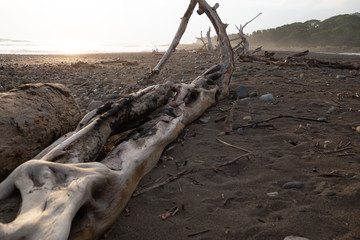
[142,0,197,82]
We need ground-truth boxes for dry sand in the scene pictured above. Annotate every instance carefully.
[0,50,359,240]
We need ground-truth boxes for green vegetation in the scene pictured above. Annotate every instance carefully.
[230,13,360,52]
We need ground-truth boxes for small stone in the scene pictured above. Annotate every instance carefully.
[75,88,87,95]
[299,207,307,212]
[243,116,252,121]
[236,128,244,135]
[336,74,346,80]
[234,86,249,98]
[104,94,119,100]
[283,181,304,189]
[284,236,310,240]
[356,126,360,133]
[266,192,279,197]
[324,191,336,196]
[87,100,104,111]
[317,117,327,122]
[288,77,297,82]
[326,106,337,114]
[249,92,258,97]
[260,93,275,102]
[291,106,297,110]
[199,116,210,123]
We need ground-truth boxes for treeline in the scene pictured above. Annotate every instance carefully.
[229,13,360,51]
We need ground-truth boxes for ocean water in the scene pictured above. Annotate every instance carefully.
[0,40,169,54]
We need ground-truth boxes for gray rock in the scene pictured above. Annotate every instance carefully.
[283,181,304,189]
[234,86,249,98]
[236,128,244,135]
[104,94,120,100]
[266,192,279,197]
[326,106,337,114]
[74,88,87,95]
[317,117,327,122]
[260,93,275,102]
[199,116,210,123]
[324,191,336,196]
[284,236,310,240]
[336,74,346,80]
[249,91,258,97]
[299,207,307,212]
[87,100,104,111]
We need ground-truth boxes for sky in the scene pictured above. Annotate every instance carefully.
[0,0,359,49]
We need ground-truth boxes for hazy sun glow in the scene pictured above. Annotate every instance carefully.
[47,40,95,54]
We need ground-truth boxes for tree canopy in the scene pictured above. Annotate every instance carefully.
[232,13,360,51]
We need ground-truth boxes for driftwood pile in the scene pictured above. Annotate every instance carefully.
[238,50,360,70]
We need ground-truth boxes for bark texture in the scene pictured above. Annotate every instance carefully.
[0,83,81,179]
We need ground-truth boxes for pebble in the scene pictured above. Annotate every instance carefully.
[336,74,346,80]
[316,117,327,122]
[288,77,297,82]
[234,86,249,98]
[284,236,310,240]
[249,91,258,97]
[87,100,104,111]
[236,128,244,135]
[199,116,210,123]
[243,116,252,121]
[291,106,297,110]
[283,181,304,189]
[356,126,360,133]
[299,207,307,212]
[104,94,119,100]
[324,191,336,197]
[260,93,275,102]
[75,88,87,95]
[266,192,279,197]
[326,106,336,114]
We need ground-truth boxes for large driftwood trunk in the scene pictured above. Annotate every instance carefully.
[0,1,234,239]
[0,83,81,179]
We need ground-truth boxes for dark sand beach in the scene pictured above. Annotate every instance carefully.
[0,50,359,239]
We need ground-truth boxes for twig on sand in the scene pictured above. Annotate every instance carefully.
[132,169,193,197]
[234,114,329,129]
[188,229,211,237]
[316,146,352,154]
[217,153,253,168]
[216,138,252,153]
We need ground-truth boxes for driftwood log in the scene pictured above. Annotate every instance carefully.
[0,0,234,239]
[239,50,360,70]
[0,83,81,180]
[233,13,262,56]
[206,27,215,53]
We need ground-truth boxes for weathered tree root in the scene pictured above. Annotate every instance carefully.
[0,1,234,239]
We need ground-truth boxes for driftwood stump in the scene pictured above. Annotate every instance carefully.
[0,83,81,180]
